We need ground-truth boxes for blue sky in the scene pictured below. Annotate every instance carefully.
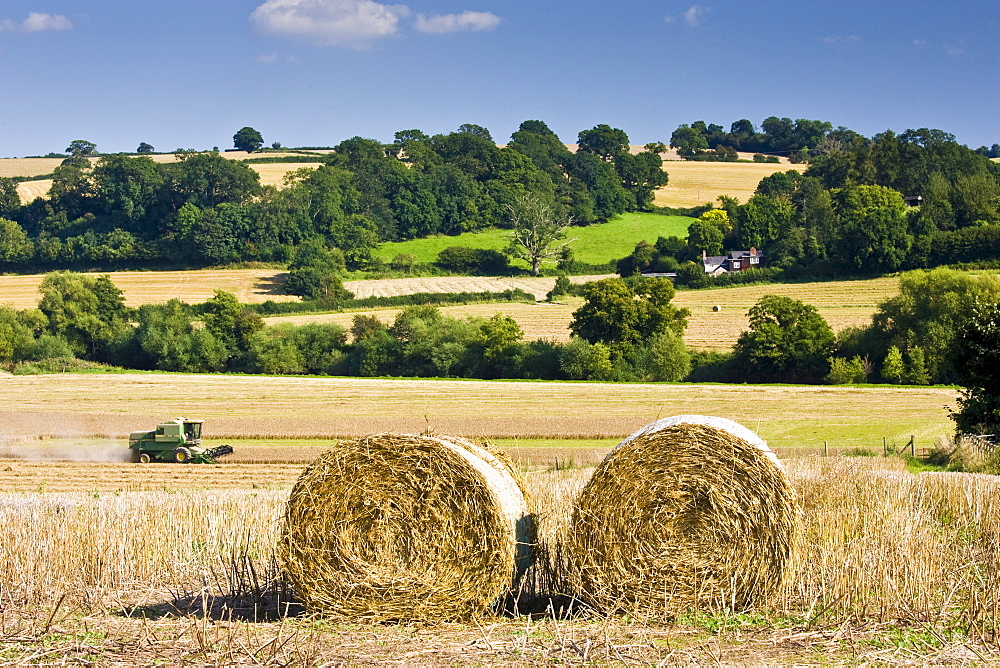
[1,1,997,157]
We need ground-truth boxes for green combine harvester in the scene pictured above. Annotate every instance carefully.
[128,418,234,464]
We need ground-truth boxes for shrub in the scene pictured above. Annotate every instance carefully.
[436,246,509,275]
[827,356,868,384]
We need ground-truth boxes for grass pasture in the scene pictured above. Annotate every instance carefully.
[374,212,693,266]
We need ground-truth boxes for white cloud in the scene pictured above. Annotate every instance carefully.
[251,0,410,46]
[0,12,73,32]
[683,4,711,27]
[912,39,927,47]
[414,11,499,34]
[257,51,278,62]
[822,34,860,44]
[944,44,966,56]
[664,5,711,27]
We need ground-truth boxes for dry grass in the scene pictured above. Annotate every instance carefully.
[343,275,605,300]
[0,373,956,447]
[248,162,320,188]
[2,456,1000,662]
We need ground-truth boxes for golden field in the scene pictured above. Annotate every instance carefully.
[655,159,799,207]
[0,372,955,447]
[1,152,325,203]
[267,274,902,351]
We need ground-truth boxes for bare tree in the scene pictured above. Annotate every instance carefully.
[504,194,575,276]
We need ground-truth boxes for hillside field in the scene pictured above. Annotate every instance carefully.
[374,212,693,266]
[0,269,903,350]
[266,274,903,351]
[655,159,797,207]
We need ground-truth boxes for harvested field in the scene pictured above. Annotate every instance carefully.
[2,457,1000,663]
[0,269,912,350]
[249,162,320,187]
[15,178,52,203]
[266,301,580,342]
[0,372,956,448]
[343,274,607,300]
[655,160,798,207]
[0,269,294,309]
[0,461,304,492]
[674,276,902,350]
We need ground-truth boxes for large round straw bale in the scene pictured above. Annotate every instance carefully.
[568,415,796,615]
[279,433,532,621]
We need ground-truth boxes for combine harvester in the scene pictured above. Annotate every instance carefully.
[129,418,234,463]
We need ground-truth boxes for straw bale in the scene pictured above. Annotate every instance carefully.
[279,433,532,620]
[569,415,797,615]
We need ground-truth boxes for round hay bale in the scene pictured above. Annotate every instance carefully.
[568,415,796,616]
[712,304,722,312]
[279,433,532,621]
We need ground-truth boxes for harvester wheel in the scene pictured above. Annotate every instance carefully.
[138,453,152,464]
[174,447,192,464]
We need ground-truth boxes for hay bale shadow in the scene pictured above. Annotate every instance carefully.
[122,582,304,622]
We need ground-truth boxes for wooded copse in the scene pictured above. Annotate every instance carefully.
[619,123,1000,280]
[0,120,665,271]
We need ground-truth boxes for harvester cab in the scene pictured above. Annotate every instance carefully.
[129,418,234,464]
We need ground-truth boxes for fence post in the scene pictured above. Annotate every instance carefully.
[824,440,828,457]
[883,436,887,457]
[910,435,915,458]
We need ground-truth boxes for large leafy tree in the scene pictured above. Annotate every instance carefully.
[950,301,1000,435]
[570,276,689,349]
[37,272,131,361]
[867,268,1000,383]
[577,124,629,162]
[233,126,264,153]
[0,218,33,262]
[733,295,835,382]
[833,185,910,272]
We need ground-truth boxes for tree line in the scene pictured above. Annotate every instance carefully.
[0,121,666,271]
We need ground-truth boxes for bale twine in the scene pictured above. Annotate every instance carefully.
[568,415,797,616]
[279,433,532,621]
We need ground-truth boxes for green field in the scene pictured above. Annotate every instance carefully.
[375,212,693,266]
